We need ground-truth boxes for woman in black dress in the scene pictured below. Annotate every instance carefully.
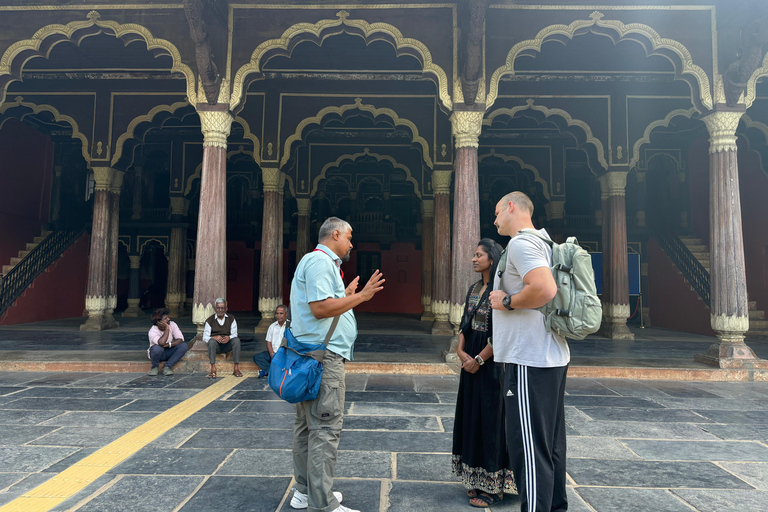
[452,238,516,508]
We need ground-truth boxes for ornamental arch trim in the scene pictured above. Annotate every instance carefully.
[312,148,422,198]
[0,95,89,163]
[0,11,197,108]
[112,101,190,167]
[484,99,608,170]
[138,237,168,256]
[478,149,550,200]
[745,56,768,109]
[229,10,451,112]
[630,107,699,169]
[487,11,713,111]
[281,97,433,169]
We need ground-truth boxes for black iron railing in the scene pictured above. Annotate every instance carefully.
[655,233,710,307]
[0,223,86,317]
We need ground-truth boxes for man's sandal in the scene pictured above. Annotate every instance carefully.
[470,494,503,508]
[206,371,216,379]
[233,369,243,378]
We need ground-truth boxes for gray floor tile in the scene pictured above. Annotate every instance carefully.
[181,428,294,449]
[387,481,519,511]
[565,379,618,396]
[642,381,722,398]
[365,374,415,392]
[566,486,594,512]
[565,395,665,408]
[25,373,103,387]
[1,397,132,411]
[177,412,294,430]
[227,390,282,401]
[567,436,640,459]
[350,402,456,416]
[0,472,56,507]
[9,387,126,399]
[0,372,53,386]
[198,400,245,413]
[40,411,158,428]
[413,375,459,393]
[76,475,204,512]
[42,447,98,472]
[594,379,672,398]
[567,420,719,440]
[181,476,291,512]
[437,393,458,404]
[396,452,454,481]
[347,391,439,403]
[0,446,78,472]
[651,397,768,411]
[164,375,219,389]
[685,382,768,400]
[0,425,59,445]
[0,473,26,491]
[0,387,24,396]
[279,479,381,512]
[69,373,146,388]
[111,448,233,475]
[441,417,455,432]
[230,378,271,391]
[343,415,441,431]
[672,489,768,512]
[116,388,198,401]
[339,431,452,452]
[31,427,132,447]
[146,427,200,449]
[215,449,293,476]
[336,450,392,478]
[621,439,768,462]
[232,400,297,414]
[49,474,116,511]
[575,487,694,512]
[720,462,768,490]
[343,373,368,391]
[567,459,753,488]
[693,409,768,424]
[576,407,711,423]
[115,399,184,412]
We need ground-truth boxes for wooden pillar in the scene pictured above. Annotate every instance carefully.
[635,171,647,228]
[132,166,143,220]
[295,198,312,263]
[185,257,195,313]
[431,170,453,335]
[696,107,767,368]
[598,171,634,340]
[255,168,282,332]
[277,176,285,301]
[81,167,122,331]
[420,199,435,322]
[165,198,189,317]
[191,105,232,337]
[122,255,142,317]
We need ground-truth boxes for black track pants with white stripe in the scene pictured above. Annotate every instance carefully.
[504,363,568,512]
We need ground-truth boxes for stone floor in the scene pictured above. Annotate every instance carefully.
[1,371,768,511]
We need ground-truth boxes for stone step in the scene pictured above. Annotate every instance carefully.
[749,309,765,320]
[747,330,768,338]
[684,244,708,253]
[749,319,768,330]
[749,301,758,310]
[17,250,30,258]
[9,257,22,266]
[679,237,703,245]
[1,265,11,274]
[25,242,38,251]
[32,236,46,244]
[40,230,51,237]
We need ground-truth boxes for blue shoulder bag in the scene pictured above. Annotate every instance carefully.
[268,316,339,404]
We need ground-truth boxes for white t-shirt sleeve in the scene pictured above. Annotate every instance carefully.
[508,236,550,279]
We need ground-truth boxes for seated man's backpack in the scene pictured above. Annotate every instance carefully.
[512,231,602,340]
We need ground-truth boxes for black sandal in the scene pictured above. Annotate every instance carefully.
[470,493,503,508]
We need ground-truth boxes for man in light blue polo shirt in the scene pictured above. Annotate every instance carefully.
[289,217,385,512]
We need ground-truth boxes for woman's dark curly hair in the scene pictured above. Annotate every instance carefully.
[151,308,170,326]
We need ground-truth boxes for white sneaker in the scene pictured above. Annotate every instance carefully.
[331,506,359,512]
[290,490,343,509]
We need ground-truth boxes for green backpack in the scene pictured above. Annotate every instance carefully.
[500,230,603,340]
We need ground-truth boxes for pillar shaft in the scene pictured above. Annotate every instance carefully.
[599,171,634,340]
[695,107,766,368]
[166,227,187,317]
[431,170,453,335]
[50,165,62,223]
[105,180,122,317]
[122,255,143,317]
[420,200,435,322]
[192,106,232,335]
[256,168,282,332]
[295,198,311,263]
[132,166,143,220]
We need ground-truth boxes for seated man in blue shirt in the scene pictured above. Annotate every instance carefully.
[289,217,385,512]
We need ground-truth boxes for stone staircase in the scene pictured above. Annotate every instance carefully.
[678,235,768,337]
[1,229,51,276]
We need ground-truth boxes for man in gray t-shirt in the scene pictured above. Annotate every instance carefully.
[489,191,568,512]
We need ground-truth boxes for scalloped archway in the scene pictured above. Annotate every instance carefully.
[630,108,699,169]
[230,10,451,112]
[745,54,768,109]
[484,99,607,171]
[0,11,196,108]
[487,11,712,111]
[478,149,550,200]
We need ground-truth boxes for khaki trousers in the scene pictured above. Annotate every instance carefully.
[292,350,346,512]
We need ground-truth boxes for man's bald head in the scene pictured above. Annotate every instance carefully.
[498,191,534,216]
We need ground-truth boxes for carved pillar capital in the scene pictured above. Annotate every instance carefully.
[421,199,434,218]
[170,196,190,216]
[545,200,565,220]
[432,170,453,195]
[129,255,141,269]
[450,111,484,149]
[262,168,282,192]
[599,171,628,199]
[108,170,124,194]
[702,108,744,153]
[198,108,233,149]
[92,167,122,192]
[296,197,312,216]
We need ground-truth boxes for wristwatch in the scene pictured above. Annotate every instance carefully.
[474,355,485,366]
[502,294,515,310]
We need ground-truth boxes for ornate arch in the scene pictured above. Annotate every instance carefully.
[230,10,451,112]
[629,108,698,169]
[112,101,190,167]
[282,97,433,169]
[0,95,89,162]
[234,116,261,164]
[478,149,550,200]
[0,11,196,108]
[312,147,422,198]
[185,162,203,197]
[745,53,768,109]
[487,11,713,111]
[738,114,768,174]
[138,237,168,256]
[484,99,608,170]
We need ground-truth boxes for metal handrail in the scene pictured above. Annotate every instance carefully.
[655,232,710,307]
[0,223,86,316]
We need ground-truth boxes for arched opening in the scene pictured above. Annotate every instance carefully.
[139,240,169,311]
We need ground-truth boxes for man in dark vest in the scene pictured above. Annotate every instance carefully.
[203,298,242,378]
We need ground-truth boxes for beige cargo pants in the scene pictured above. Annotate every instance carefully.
[292,350,346,512]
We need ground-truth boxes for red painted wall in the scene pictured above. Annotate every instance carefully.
[226,240,255,312]
[647,237,714,336]
[0,119,54,267]
[738,145,768,314]
[0,233,89,325]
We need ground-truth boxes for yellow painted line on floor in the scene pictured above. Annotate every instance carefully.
[0,376,248,512]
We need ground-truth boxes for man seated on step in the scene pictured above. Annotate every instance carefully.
[253,304,290,378]
[204,298,243,378]
[147,308,188,376]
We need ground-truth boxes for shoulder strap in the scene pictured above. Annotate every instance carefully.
[323,316,340,346]
[516,229,553,247]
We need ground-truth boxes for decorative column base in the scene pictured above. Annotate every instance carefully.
[189,302,214,349]
[420,296,435,322]
[165,292,185,318]
[695,316,768,368]
[122,298,143,317]
[255,297,280,333]
[442,302,464,363]
[80,297,119,331]
[431,300,453,335]
[599,303,634,340]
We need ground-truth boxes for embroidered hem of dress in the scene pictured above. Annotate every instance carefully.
[451,455,518,495]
